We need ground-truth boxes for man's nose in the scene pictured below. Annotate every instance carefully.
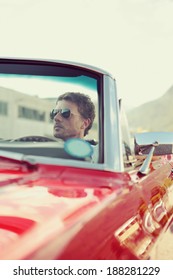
[54,112,62,121]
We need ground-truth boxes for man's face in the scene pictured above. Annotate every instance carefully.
[53,100,89,141]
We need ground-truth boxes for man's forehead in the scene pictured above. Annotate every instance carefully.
[56,100,79,111]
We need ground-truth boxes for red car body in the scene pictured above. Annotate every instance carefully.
[0,58,173,260]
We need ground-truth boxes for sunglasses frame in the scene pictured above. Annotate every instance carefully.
[50,108,71,120]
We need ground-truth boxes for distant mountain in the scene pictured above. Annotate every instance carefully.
[127,85,173,133]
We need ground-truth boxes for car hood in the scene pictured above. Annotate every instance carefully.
[0,157,131,259]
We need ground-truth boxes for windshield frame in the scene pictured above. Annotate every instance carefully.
[0,58,122,172]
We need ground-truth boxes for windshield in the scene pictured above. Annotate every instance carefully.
[0,62,99,162]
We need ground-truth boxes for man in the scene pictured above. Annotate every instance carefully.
[50,92,96,141]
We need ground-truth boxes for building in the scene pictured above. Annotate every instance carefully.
[0,86,54,140]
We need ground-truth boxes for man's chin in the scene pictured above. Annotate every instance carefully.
[54,133,60,138]
[53,132,64,140]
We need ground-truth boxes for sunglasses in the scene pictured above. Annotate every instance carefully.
[50,108,72,120]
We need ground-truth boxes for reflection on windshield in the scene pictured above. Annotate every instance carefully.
[0,74,98,141]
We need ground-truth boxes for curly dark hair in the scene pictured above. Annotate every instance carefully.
[56,92,95,136]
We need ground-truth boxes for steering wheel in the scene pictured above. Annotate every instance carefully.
[12,135,57,142]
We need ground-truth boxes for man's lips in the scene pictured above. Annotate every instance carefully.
[54,124,64,130]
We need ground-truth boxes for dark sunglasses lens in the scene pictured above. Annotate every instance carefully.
[61,109,71,118]
[50,109,71,119]
[50,109,57,120]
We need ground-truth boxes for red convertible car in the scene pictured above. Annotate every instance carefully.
[0,58,173,260]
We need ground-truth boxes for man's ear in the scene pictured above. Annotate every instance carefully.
[82,118,91,129]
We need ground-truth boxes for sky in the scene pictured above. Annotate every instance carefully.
[0,0,173,109]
